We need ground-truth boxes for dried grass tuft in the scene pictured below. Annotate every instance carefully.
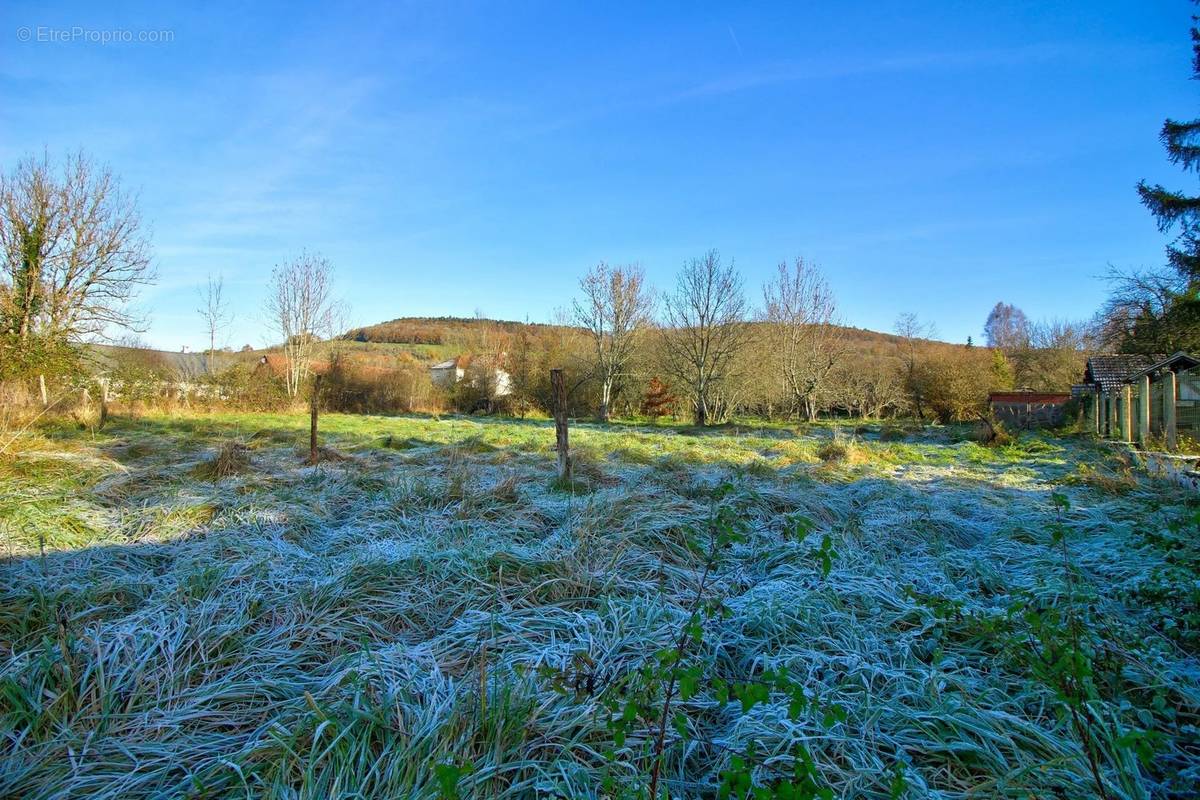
[967,417,1014,447]
[302,444,353,465]
[1065,462,1139,494]
[193,440,252,479]
[489,473,521,504]
[816,432,871,465]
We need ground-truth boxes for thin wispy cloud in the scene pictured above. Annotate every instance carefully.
[669,42,1084,103]
[502,40,1142,143]
[727,26,743,56]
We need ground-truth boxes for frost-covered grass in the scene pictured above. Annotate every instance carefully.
[1,412,1198,798]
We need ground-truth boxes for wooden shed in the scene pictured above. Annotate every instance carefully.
[1079,352,1200,449]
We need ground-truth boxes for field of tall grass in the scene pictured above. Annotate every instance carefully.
[1,412,1197,798]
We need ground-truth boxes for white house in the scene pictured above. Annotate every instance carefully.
[430,355,512,396]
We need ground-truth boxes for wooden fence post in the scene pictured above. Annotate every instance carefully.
[1121,384,1133,442]
[309,374,322,465]
[1165,370,1178,452]
[1138,374,1151,447]
[551,368,570,481]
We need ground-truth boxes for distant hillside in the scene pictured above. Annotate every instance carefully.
[343,316,573,347]
[83,343,268,376]
[83,317,951,374]
[343,315,935,359]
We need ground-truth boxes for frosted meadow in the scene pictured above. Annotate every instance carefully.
[2,412,1197,798]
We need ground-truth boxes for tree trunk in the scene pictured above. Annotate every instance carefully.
[551,369,571,481]
[38,374,48,408]
[599,378,612,423]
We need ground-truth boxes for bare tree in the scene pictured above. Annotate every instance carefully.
[983,301,1031,350]
[197,274,232,375]
[466,308,507,361]
[660,250,751,426]
[894,312,933,419]
[1093,266,1198,354]
[1011,318,1092,391]
[831,358,903,419]
[573,262,654,422]
[265,251,339,397]
[762,257,844,421]
[0,151,153,344]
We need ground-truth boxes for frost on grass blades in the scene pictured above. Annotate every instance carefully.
[1,412,1199,798]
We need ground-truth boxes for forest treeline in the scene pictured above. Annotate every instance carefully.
[317,290,1089,427]
[32,250,1088,428]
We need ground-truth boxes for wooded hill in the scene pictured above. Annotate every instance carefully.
[343,315,931,361]
[343,317,575,349]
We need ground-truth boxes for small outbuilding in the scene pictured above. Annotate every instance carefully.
[429,354,512,396]
[1079,351,1200,449]
[988,391,1071,428]
[429,356,467,388]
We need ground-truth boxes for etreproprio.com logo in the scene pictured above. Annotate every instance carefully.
[16,26,175,44]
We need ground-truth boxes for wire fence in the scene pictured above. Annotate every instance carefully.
[1178,369,1200,433]
[1082,367,1200,440]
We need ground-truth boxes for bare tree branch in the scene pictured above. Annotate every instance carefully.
[894,312,934,419]
[197,274,232,375]
[762,257,844,421]
[0,151,154,343]
[265,251,340,397]
[573,262,655,421]
[659,250,751,426]
[1094,265,1189,353]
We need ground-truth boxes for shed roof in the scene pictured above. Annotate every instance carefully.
[1131,351,1200,379]
[1083,354,1165,392]
[988,392,1070,404]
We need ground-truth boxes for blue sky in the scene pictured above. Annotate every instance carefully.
[1,1,1196,350]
